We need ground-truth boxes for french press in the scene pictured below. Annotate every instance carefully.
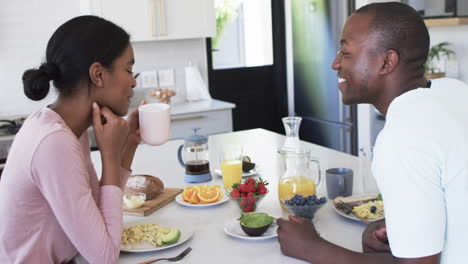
[177,128,212,183]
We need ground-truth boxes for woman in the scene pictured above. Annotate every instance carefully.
[0,16,141,263]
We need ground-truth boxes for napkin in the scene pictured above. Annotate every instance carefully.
[185,62,211,102]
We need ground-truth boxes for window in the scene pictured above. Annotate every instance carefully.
[212,0,273,69]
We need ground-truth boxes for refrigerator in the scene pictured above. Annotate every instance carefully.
[285,0,357,155]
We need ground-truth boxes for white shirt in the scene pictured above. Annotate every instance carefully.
[373,78,468,263]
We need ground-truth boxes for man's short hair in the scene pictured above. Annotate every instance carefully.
[356,2,429,65]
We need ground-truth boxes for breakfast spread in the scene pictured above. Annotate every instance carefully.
[125,175,164,200]
[181,185,223,204]
[121,223,181,247]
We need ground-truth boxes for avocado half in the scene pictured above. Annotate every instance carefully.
[240,223,271,236]
[242,156,256,173]
[238,212,274,236]
[156,228,181,246]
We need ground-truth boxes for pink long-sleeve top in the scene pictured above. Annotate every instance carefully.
[0,108,130,264]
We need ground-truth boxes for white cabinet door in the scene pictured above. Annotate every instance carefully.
[84,0,215,42]
[98,0,153,41]
[160,0,216,40]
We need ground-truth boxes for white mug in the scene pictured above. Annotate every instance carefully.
[138,103,171,146]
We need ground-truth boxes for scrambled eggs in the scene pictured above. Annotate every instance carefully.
[121,223,162,246]
[352,200,384,220]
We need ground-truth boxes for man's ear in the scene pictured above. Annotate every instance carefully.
[89,62,104,88]
[379,49,399,75]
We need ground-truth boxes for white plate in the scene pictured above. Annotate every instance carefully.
[120,221,193,253]
[175,193,229,207]
[333,195,384,223]
[224,219,278,240]
[214,165,260,178]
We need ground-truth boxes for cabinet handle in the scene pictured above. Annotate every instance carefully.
[171,115,204,122]
[151,0,167,36]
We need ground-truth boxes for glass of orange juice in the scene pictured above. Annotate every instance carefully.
[220,145,243,190]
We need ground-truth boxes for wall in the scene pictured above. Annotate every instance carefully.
[0,0,208,117]
[428,25,467,82]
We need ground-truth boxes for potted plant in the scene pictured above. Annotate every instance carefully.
[424,42,455,80]
[212,0,242,49]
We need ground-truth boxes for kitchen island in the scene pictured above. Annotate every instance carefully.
[90,128,367,264]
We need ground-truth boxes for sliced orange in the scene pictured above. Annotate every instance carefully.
[182,187,196,202]
[216,189,224,201]
[189,190,200,204]
[198,187,221,204]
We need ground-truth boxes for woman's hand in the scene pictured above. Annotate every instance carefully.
[362,219,391,253]
[120,100,146,170]
[92,102,129,187]
[92,102,129,163]
[125,100,146,147]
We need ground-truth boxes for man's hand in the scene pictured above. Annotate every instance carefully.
[362,219,391,253]
[277,216,320,262]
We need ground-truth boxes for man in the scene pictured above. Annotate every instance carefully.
[277,2,468,264]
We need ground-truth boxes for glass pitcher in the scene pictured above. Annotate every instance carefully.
[280,116,302,152]
[278,148,322,206]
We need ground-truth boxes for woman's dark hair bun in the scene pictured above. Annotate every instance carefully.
[22,66,51,101]
[39,62,60,81]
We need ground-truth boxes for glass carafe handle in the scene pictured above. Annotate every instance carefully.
[177,145,186,168]
[310,159,321,187]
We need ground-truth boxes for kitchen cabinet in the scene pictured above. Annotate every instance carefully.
[170,99,235,139]
[82,0,216,42]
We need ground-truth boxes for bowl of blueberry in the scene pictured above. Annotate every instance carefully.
[282,194,327,221]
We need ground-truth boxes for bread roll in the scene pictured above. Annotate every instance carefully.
[125,175,164,200]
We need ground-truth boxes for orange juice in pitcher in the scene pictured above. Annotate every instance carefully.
[277,149,321,208]
[278,176,316,202]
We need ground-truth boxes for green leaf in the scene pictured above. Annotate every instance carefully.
[377,193,383,201]
[238,212,274,228]
[425,42,455,74]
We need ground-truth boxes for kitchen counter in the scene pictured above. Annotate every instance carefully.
[170,99,235,115]
[89,128,366,264]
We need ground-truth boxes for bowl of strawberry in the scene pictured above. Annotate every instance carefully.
[227,178,269,212]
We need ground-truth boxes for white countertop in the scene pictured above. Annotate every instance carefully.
[170,99,235,116]
[90,129,367,264]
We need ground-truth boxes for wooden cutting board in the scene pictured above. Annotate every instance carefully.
[123,188,183,216]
